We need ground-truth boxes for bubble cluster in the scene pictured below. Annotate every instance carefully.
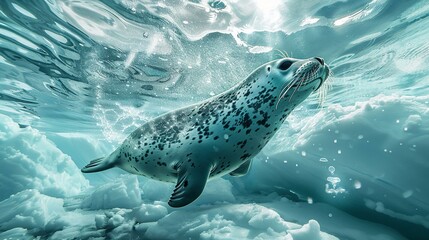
[325,165,346,195]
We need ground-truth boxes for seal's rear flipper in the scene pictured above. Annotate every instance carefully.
[168,163,210,207]
[81,151,117,173]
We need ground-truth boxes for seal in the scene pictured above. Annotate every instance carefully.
[82,57,330,207]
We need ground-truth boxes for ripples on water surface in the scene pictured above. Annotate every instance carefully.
[1,0,428,142]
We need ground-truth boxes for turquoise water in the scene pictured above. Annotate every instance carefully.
[2,0,428,137]
[1,1,429,239]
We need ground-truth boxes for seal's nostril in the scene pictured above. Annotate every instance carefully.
[315,57,324,65]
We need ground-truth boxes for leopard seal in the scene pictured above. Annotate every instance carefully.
[82,57,330,207]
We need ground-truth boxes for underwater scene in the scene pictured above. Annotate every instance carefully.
[1,0,428,239]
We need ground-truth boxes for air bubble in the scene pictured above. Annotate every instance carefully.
[402,190,413,198]
[354,180,361,189]
[327,176,341,186]
[328,166,335,174]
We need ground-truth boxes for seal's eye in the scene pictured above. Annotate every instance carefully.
[278,60,293,71]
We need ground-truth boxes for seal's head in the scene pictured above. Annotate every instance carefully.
[256,57,330,109]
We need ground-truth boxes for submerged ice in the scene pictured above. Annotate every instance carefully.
[0,114,89,201]
[1,95,425,239]
[1,0,429,239]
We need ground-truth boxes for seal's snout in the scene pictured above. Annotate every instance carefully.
[314,57,324,65]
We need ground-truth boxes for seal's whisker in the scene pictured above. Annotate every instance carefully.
[327,78,333,91]
[297,69,314,91]
[290,75,306,101]
[277,74,297,100]
[323,87,329,104]
[317,68,333,107]
[328,69,334,82]
[317,85,328,107]
[325,70,334,91]
[276,77,300,109]
[282,75,301,97]
[273,49,288,59]
[288,82,301,102]
[274,53,285,59]
[300,66,319,93]
[295,74,306,92]
[276,82,294,108]
[290,67,312,99]
[281,50,289,58]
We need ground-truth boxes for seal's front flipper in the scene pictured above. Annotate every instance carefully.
[168,164,210,208]
[81,150,118,173]
[229,160,252,177]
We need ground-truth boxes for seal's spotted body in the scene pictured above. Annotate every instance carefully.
[82,57,330,207]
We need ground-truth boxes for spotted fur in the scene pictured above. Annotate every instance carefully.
[82,57,330,207]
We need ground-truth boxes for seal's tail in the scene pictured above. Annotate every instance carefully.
[81,154,116,173]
